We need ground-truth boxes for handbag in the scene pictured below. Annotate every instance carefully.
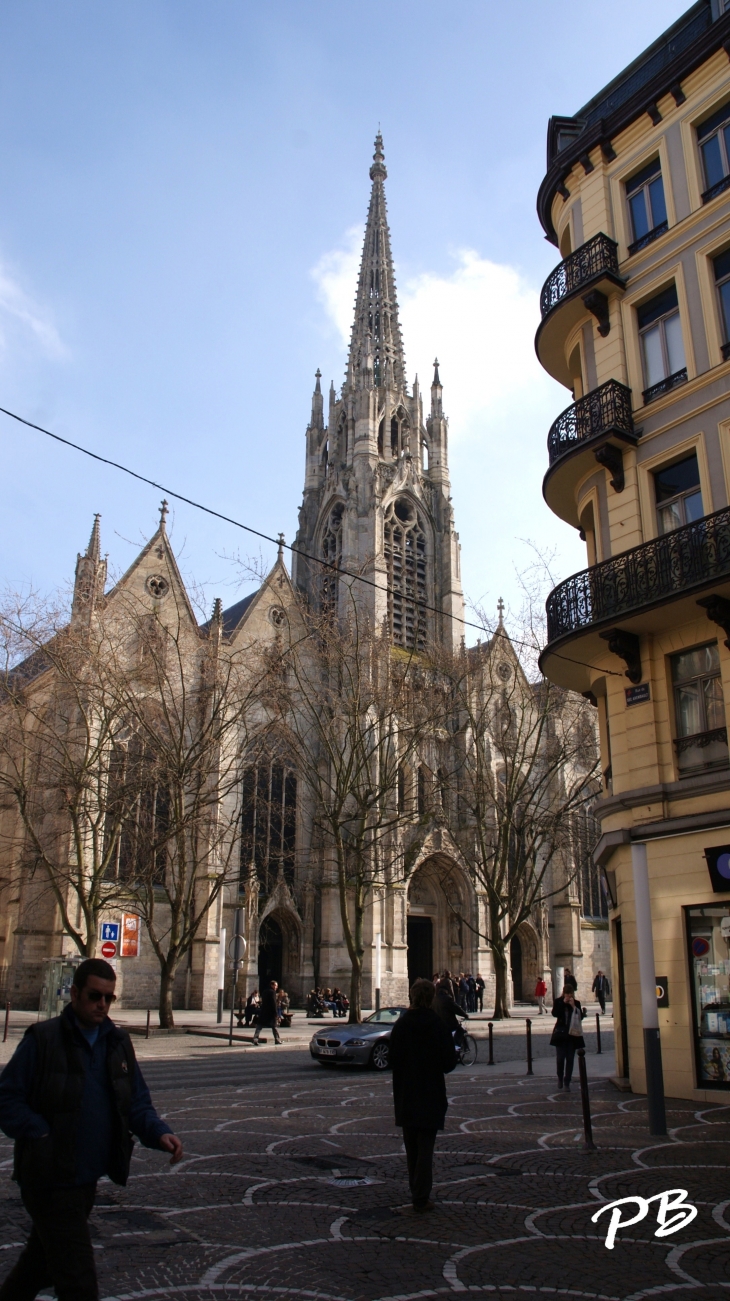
[568,1006,583,1037]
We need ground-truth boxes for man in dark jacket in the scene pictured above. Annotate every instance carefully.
[389,978,456,1213]
[433,978,467,1042]
[592,970,610,1014]
[0,957,182,1301]
[252,979,282,1045]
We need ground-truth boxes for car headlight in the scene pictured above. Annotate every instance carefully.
[345,1038,366,1046]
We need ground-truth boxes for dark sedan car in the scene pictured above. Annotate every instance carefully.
[309,1006,407,1070]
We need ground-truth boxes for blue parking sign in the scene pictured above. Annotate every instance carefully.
[101,922,119,942]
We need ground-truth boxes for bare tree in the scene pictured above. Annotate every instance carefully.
[0,584,268,1027]
[433,624,600,1019]
[0,591,143,960]
[263,589,437,1021]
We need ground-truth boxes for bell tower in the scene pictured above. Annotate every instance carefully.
[292,134,464,651]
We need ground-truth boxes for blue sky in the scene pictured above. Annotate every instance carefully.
[0,1,687,632]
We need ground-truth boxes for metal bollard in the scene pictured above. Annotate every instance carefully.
[526,1017,533,1075]
[596,1012,602,1055]
[577,1048,597,1151]
[2,1001,9,1043]
[488,1021,494,1065]
[146,1009,151,1040]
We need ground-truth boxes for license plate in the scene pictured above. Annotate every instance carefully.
[319,1047,336,1057]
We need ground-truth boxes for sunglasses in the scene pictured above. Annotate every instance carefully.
[84,989,117,1004]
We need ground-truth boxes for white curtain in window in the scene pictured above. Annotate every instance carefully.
[664,312,685,375]
[642,324,664,387]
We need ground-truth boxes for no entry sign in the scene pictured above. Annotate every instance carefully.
[101,941,117,959]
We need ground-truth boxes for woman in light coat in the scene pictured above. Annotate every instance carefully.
[550,985,585,1092]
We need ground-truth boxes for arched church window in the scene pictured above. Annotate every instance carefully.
[322,439,329,478]
[378,418,384,458]
[397,765,406,813]
[103,732,169,885]
[383,497,428,649]
[240,760,297,894]
[417,765,430,816]
[390,408,409,459]
[321,503,343,612]
[421,437,429,472]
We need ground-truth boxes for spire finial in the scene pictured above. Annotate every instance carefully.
[433,358,441,386]
[212,597,223,623]
[277,533,285,563]
[370,131,386,181]
[497,597,505,626]
[159,499,169,530]
[314,368,322,392]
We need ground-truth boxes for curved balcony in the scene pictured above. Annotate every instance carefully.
[536,233,625,388]
[540,505,730,691]
[543,380,637,526]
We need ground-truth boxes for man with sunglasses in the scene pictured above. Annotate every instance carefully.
[0,958,183,1301]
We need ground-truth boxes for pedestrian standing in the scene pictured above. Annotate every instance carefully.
[0,958,182,1301]
[563,967,578,995]
[244,990,260,1026]
[388,979,456,1214]
[475,974,485,1012]
[550,985,586,1092]
[592,970,610,1014]
[467,973,476,1013]
[534,976,547,1014]
[252,980,282,1045]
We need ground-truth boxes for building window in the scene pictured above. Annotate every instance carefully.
[698,100,730,204]
[638,286,687,403]
[573,810,605,920]
[653,452,703,535]
[626,158,668,255]
[671,642,728,774]
[321,503,343,612]
[383,497,428,650]
[713,248,730,360]
[104,735,169,884]
[240,761,297,892]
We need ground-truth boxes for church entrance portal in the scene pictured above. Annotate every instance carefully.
[407,917,433,985]
[258,917,283,987]
[407,857,473,979]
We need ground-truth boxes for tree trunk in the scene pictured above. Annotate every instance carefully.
[491,942,511,1020]
[348,957,362,1023]
[159,959,180,1028]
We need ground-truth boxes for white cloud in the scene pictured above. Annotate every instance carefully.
[311,233,586,625]
[0,259,65,359]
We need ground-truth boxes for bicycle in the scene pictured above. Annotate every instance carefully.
[454,1025,478,1066]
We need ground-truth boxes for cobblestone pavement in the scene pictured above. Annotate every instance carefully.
[1,1038,728,1301]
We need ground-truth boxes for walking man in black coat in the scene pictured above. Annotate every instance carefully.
[252,980,282,1045]
[388,978,457,1213]
[0,958,182,1301]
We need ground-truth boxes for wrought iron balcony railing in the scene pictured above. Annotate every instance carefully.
[539,233,621,320]
[547,380,635,468]
[628,220,668,257]
[702,173,730,205]
[642,367,687,405]
[545,505,730,644]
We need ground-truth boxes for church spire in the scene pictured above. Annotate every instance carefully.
[71,514,107,627]
[346,133,406,394]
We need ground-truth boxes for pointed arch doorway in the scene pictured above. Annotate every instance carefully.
[407,857,474,982]
[258,916,283,987]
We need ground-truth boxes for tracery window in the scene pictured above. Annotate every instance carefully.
[573,809,606,920]
[104,733,169,884]
[383,497,427,649]
[240,760,297,893]
[321,503,343,612]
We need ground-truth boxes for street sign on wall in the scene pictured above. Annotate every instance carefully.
[121,913,140,958]
[100,922,120,943]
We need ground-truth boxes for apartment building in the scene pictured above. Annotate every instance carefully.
[536,0,730,1105]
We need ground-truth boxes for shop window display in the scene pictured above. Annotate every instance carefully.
[687,904,730,1086]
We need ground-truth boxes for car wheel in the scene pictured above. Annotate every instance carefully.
[370,1042,390,1071]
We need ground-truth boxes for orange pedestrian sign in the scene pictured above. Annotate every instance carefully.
[121,913,140,958]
